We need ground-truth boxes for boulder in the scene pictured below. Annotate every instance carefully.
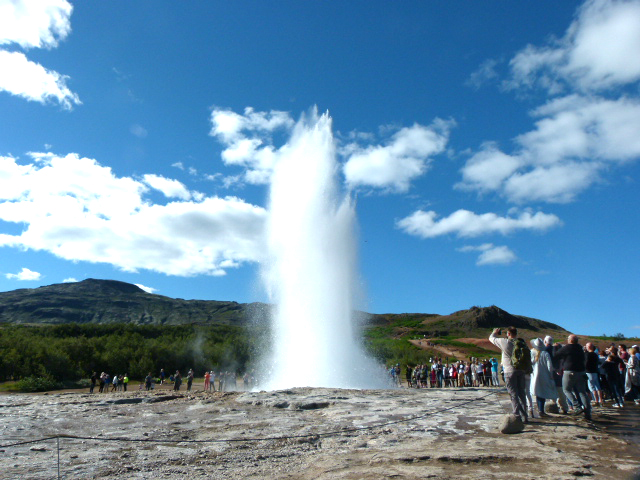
[498,414,525,434]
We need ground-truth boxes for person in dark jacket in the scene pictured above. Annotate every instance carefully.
[174,371,182,391]
[554,335,591,420]
[602,354,625,407]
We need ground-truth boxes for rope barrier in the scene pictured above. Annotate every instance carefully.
[0,388,504,449]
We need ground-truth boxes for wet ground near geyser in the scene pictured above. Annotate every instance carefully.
[1,386,639,479]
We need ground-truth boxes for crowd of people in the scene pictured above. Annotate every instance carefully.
[490,327,640,423]
[391,329,640,425]
[400,358,503,389]
[89,368,258,393]
[89,372,129,393]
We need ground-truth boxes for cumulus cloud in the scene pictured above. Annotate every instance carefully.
[135,283,157,294]
[0,153,267,276]
[396,209,562,239]
[458,243,518,266]
[6,267,42,281]
[343,120,452,192]
[0,50,80,108]
[0,0,72,49]
[143,174,191,200]
[62,277,77,283]
[508,0,640,92]
[209,107,295,184]
[0,0,79,108]
[459,94,640,203]
[460,0,640,204]
[209,106,451,193]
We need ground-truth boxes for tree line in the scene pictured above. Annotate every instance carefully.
[0,323,260,384]
[0,322,435,389]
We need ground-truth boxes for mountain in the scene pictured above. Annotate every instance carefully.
[367,304,568,338]
[0,279,567,339]
[0,279,269,325]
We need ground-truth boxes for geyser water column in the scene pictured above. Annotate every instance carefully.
[262,110,387,390]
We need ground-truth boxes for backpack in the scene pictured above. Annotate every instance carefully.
[511,338,533,374]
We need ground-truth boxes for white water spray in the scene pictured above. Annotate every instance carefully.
[262,110,388,390]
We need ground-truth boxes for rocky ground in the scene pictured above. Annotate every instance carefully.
[1,385,639,479]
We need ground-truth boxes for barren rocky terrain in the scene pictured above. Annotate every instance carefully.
[1,386,638,479]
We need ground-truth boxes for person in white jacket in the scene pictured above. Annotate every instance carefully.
[530,338,556,417]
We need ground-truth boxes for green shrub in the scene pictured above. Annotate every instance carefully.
[15,374,62,392]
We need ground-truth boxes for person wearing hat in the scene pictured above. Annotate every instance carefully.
[530,338,556,417]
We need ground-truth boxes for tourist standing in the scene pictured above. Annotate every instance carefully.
[530,338,556,417]
[490,358,499,386]
[90,372,98,394]
[544,336,569,414]
[625,347,640,404]
[554,335,592,420]
[490,327,529,423]
[584,343,603,407]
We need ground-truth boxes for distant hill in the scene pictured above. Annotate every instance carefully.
[368,305,568,338]
[0,279,568,341]
[0,279,269,326]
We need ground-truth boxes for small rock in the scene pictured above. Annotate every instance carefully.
[29,446,47,452]
[546,402,560,414]
[498,414,525,434]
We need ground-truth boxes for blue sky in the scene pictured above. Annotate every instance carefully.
[1,0,639,337]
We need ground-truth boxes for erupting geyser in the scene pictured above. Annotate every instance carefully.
[262,110,387,390]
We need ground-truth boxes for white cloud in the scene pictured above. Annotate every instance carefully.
[143,174,191,200]
[458,243,517,266]
[523,95,640,164]
[0,153,267,276]
[209,107,295,184]
[457,144,524,193]
[466,59,500,89]
[208,107,452,192]
[461,0,640,204]
[503,161,601,204]
[135,283,157,293]
[508,0,640,92]
[171,162,184,170]
[343,121,452,192]
[6,267,42,281]
[0,0,72,49]
[396,209,562,239]
[0,50,80,108]
[62,277,77,283]
[459,95,640,203]
[0,0,79,108]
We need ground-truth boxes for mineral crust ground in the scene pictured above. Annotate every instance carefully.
[1,386,638,479]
